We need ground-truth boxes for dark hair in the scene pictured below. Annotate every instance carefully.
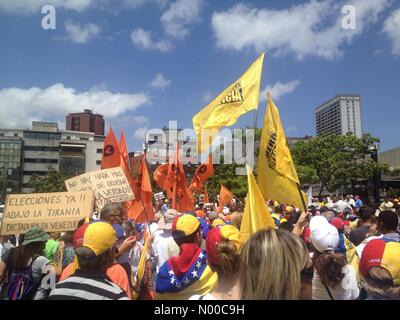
[10,241,46,272]
[100,203,123,221]
[60,231,74,244]
[359,206,375,221]
[378,211,399,231]
[320,206,330,213]
[172,226,201,246]
[279,221,294,232]
[275,206,283,214]
[312,251,347,288]
[75,247,110,271]
[288,212,301,225]
[122,221,138,237]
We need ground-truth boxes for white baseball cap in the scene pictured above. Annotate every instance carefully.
[309,216,339,253]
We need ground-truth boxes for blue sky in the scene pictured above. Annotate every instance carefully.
[0,0,399,152]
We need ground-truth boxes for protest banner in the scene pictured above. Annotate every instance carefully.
[154,192,165,201]
[0,191,93,235]
[65,167,135,210]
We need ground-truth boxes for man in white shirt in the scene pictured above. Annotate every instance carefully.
[332,196,352,213]
[345,195,356,208]
[152,209,180,273]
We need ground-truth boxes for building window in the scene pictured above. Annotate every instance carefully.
[97,148,103,154]
[66,136,71,140]
[80,137,89,141]
[13,133,18,137]
[96,160,101,165]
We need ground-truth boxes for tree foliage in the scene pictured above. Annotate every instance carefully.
[28,167,68,193]
[290,133,391,193]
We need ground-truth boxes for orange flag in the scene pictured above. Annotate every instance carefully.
[189,155,214,191]
[168,145,194,212]
[204,184,210,203]
[120,129,129,165]
[101,127,121,169]
[217,184,235,213]
[128,156,155,223]
[154,163,173,196]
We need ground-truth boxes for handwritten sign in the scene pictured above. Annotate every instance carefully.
[154,192,165,201]
[65,167,134,210]
[0,191,94,235]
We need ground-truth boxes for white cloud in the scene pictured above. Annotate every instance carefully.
[0,0,95,15]
[286,127,298,134]
[123,0,167,9]
[383,8,400,56]
[64,21,102,44]
[260,80,301,102]
[0,83,150,129]
[211,0,391,60]
[130,28,172,52]
[150,73,171,90]
[161,0,203,39]
[134,127,148,140]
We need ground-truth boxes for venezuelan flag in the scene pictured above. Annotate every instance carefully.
[156,244,217,300]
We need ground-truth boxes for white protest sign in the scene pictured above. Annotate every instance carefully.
[65,167,134,210]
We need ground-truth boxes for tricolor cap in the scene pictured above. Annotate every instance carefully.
[73,221,116,256]
[206,225,242,266]
[172,214,200,236]
[359,239,400,286]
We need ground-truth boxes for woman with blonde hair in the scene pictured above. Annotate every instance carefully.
[239,228,308,300]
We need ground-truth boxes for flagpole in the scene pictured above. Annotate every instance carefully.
[172,143,179,210]
[297,183,307,213]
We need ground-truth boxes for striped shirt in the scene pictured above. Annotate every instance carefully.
[49,270,129,300]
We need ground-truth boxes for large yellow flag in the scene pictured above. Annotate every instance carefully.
[258,92,307,212]
[193,53,265,154]
[240,165,275,244]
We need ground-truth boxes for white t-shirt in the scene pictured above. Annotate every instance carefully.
[152,229,180,272]
[312,264,359,300]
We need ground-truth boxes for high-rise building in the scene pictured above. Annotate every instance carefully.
[66,109,105,136]
[315,95,362,138]
[0,121,105,198]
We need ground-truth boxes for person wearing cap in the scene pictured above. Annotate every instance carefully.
[310,216,359,300]
[0,227,54,300]
[359,238,400,299]
[156,214,217,300]
[152,209,180,272]
[50,222,129,300]
[190,225,242,300]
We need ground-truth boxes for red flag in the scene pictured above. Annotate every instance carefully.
[168,145,194,212]
[217,184,235,213]
[189,155,214,191]
[128,156,155,223]
[120,129,129,165]
[101,127,121,169]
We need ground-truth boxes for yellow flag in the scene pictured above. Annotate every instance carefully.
[240,165,275,244]
[193,53,265,154]
[258,92,307,212]
[137,235,149,286]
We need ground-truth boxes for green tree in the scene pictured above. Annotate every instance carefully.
[28,167,68,193]
[290,133,391,195]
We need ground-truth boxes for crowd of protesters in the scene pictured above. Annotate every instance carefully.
[0,194,399,300]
